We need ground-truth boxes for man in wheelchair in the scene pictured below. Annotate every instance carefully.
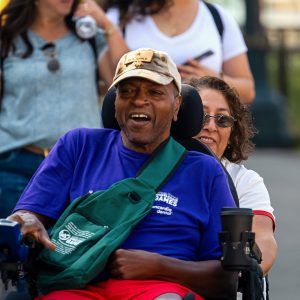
[4,48,239,299]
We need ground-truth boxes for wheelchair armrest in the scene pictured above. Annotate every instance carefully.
[0,219,41,296]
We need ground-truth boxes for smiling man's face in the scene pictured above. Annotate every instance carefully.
[115,77,181,153]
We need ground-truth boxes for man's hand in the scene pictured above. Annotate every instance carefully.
[7,211,56,251]
[109,249,161,280]
[109,249,237,298]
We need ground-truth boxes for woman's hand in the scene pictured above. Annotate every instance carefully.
[177,60,220,80]
[178,52,256,104]
[74,0,112,29]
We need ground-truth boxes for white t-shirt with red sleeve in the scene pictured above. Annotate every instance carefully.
[222,158,275,227]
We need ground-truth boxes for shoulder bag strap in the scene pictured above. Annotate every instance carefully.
[0,49,4,106]
[87,37,100,96]
[136,137,187,192]
[0,55,4,109]
[204,1,224,40]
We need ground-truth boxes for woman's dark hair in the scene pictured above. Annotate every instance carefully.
[0,0,79,107]
[101,0,173,28]
[185,76,257,163]
[0,0,79,58]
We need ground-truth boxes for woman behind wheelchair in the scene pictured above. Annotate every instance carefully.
[185,76,277,297]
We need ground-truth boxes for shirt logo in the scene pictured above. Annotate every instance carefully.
[152,192,178,216]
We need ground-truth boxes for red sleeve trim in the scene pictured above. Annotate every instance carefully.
[253,210,276,231]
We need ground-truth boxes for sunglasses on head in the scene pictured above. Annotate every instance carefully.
[203,113,236,128]
[40,42,60,73]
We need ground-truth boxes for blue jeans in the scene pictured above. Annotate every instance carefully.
[0,149,44,218]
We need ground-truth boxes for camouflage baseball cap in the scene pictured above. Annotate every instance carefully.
[110,48,181,93]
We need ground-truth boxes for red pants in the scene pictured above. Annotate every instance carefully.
[36,279,204,299]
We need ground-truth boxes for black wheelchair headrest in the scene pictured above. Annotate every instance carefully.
[101,84,204,140]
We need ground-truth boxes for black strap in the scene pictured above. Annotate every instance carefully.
[0,56,4,110]
[265,275,270,300]
[204,1,224,40]
[87,37,100,96]
[224,166,239,207]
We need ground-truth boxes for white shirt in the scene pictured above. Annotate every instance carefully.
[106,1,247,73]
[222,158,275,224]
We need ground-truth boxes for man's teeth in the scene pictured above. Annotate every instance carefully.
[131,114,149,119]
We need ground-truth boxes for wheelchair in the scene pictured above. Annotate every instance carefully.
[0,84,264,300]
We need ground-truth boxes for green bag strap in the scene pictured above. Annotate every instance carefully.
[57,137,187,217]
[136,137,187,192]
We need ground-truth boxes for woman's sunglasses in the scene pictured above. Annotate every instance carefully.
[203,113,236,128]
[40,43,60,73]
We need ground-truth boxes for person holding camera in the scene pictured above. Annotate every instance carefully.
[0,0,127,218]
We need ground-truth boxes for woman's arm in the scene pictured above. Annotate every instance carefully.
[234,166,277,276]
[252,215,277,276]
[109,249,238,299]
[222,53,255,104]
[178,52,255,104]
[95,16,129,70]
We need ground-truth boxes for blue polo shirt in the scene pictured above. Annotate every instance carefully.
[15,128,235,261]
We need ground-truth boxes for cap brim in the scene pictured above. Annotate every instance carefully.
[110,69,174,90]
